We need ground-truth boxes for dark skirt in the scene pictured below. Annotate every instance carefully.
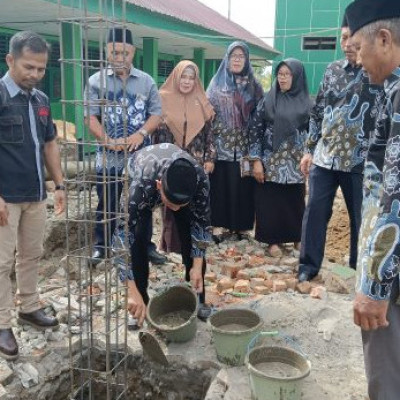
[255,181,305,244]
[210,160,255,231]
[160,206,182,254]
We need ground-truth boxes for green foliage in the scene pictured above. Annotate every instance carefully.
[253,65,272,92]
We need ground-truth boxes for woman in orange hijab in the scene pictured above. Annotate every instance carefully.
[153,60,215,253]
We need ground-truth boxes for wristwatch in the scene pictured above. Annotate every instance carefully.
[55,184,66,191]
[138,128,149,137]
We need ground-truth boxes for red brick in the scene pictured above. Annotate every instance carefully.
[250,278,265,289]
[281,257,299,269]
[264,256,278,265]
[220,262,241,279]
[253,286,270,295]
[247,255,265,267]
[310,286,327,300]
[149,272,157,282]
[237,270,250,280]
[234,279,251,293]
[285,278,298,291]
[296,281,312,294]
[264,279,274,289]
[254,249,265,257]
[272,280,287,292]
[217,278,235,292]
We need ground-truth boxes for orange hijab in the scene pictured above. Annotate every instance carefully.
[159,60,215,148]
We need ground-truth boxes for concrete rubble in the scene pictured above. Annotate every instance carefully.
[0,200,365,399]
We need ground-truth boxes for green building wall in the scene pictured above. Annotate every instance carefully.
[274,0,352,95]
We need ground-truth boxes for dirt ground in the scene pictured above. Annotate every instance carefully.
[39,189,367,400]
[326,191,351,265]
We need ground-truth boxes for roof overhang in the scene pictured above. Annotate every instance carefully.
[0,0,279,61]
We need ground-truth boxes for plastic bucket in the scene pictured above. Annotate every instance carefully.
[209,308,263,366]
[147,285,198,342]
[247,346,311,400]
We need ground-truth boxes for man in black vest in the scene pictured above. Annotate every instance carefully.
[0,31,65,360]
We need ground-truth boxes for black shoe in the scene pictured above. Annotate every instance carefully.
[0,328,18,360]
[197,304,213,322]
[298,271,311,283]
[90,248,105,265]
[212,234,223,244]
[18,309,59,331]
[148,248,167,265]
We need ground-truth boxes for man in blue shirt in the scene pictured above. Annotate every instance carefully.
[0,31,65,360]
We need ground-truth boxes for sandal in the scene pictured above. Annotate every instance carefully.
[268,244,283,258]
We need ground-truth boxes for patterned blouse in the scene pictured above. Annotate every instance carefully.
[356,67,400,301]
[208,84,264,162]
[152,121,216,165]
[249,99,308,184]
[308,59,379,172]
[113,144,212,281]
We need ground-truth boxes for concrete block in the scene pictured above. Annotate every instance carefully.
[0,364,13,385]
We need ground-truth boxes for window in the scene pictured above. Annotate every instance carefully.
[302,36,336,50]
[158,59,174,78]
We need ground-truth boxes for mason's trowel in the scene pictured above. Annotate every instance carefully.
[139,331,169,367]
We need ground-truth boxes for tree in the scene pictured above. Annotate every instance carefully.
[253,65,272,91]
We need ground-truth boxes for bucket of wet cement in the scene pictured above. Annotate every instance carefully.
[147,285,198,342]
[247,346,311,400]
[209,308,262,366]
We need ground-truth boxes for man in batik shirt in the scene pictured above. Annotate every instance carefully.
[298,16,379,282]
[346,0,400,398]
[113,143,211,326]
[85,27,165,265]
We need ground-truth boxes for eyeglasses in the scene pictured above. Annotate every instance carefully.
[230,54,246,61]
[277,72,292,78]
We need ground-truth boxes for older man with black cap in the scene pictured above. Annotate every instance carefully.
[345,0,400,398]
[297,13,379,282]
[85,27,166,265]
[113,143,211,326]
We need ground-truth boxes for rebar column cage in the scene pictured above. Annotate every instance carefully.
[57,1,132,399]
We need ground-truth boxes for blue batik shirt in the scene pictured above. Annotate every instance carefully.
[85,66,161,173]
[356,67,400,301]
[308,59,379,172]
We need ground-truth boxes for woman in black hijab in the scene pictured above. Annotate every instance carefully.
[248,58,312,257]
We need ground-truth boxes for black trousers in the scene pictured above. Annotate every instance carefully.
[299,164,363,278]
[130,206,206,305]
[95,172,155,253]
